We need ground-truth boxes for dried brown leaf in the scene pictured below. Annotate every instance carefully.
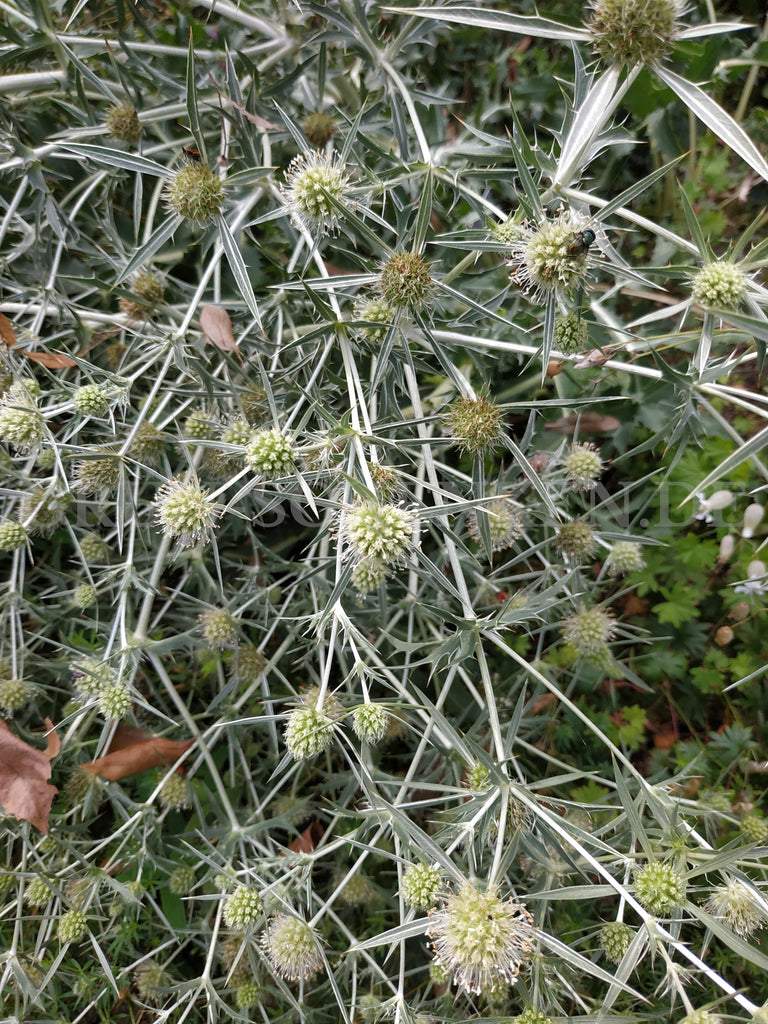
[287,819,324,854]
[0,312,17,348]
[19,349,77,369]
[80,727,193,782]
[200,305,243,364]
[0,718,59,833]
[229,102,279,130]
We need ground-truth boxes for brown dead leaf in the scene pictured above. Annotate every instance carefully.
[622,593,649,617]
[0,718,59,833]
[653,729,677,750]
[19,349,77,369]
[287,819,324,854]
[529,692,557,715]
[229,101,280,130]
[546,412,621,434]
[0,312,17,348]
[200,305,243,364]
[80,725,193,782]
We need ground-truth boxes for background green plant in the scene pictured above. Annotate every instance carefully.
[1,1,768,1022]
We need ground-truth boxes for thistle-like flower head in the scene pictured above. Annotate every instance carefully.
[507,211,596,303]
[427,883,536,994]
[281,149,350,233]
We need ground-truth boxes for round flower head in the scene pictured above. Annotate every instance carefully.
[72,583,97,609]
[507,211,596,303]
[341,501,416,566]
[220,417,251,449]
[0,396,44,449]
[236,981,261,1010]
[105,103,142,143]
[74,454,121,496]
[607,540,645,576]
[354,296,398,344]
[634,860,687,915]
[488,216,519,246]
[129,422,166,465]
[168,865,196,896]
[740,814,768,842]
[335,870,372,906]
[678,1012,722,1024]
[351,703,389,744]
[401,864,442,911]
[378,251,434,311]
[464,761,490,791]
[563,442,603,491]
[284,704,336,760]
[554,310,589,354]
[159,772,193,811]
[468,498,524,552]
[165,162,224,222]
[183,408,211,440]
[97,682,131,719]
[556,519,598,560]
[599,921,633,964]
[70,657,115,699]
[25,876,53,907]
[233,645,268,682]
[0,676,33,713]
[369,462,401,503]
[447,394,504,454]
[428,883,535,994]
[516,1011,552,1024]
[155,477,218,547]
[18,487,71,536]
[0,520,27,552]
[58,908,89,943]
[244,428,297,479]
[587,0,682,67]
[562,606,616,656]
[73,384,109,417]
[281,149,350,233]
[704,878,765,938]
[134,959,171,1005]
[262,913,323,981]
[119,272,164,321]
[303,111,337,148]
[692,260,747,311]
[200,607,238,649]
[223,885,263,930]
[79,533,110,563]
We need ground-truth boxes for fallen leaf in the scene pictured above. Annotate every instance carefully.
[229,102,279,130]
[622,593,649,617]
[653,729,677,750]
[80,725,193,782]
[19,349,77,369]
[200,305,243,364]
[287,819,324,854]
[0,718,59,833]
[546,413,621,434]
[0,312,17,348]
